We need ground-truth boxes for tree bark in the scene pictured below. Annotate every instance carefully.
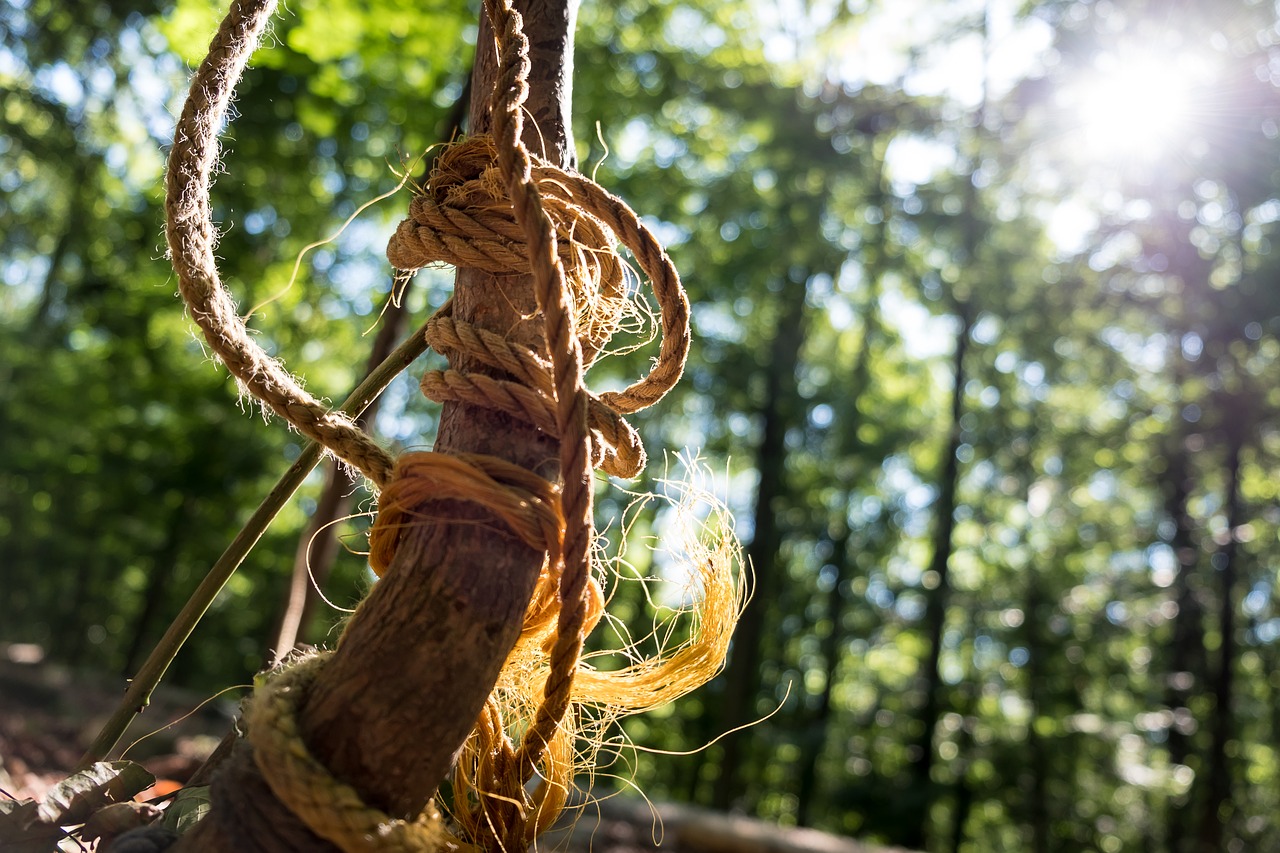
[176,2,579,848]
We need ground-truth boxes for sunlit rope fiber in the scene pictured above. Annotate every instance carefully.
[163,0,395,488]
[164,0,736,848]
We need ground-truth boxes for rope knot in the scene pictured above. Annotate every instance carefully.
[168,0,722,849]
[386,133,693,481]
[388,135,626,361]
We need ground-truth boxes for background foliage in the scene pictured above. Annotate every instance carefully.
[3,1,1279,851]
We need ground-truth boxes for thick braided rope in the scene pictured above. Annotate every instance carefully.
[164,0,394,487]
[245,654,477,853]
[389,143,691,416]
[477,8,598,845]
[422,309,645,478]
[367,451,563,578]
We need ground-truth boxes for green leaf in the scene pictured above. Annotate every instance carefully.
[80,801,163,844]
[160,786,212,834]
[34,760,156,827]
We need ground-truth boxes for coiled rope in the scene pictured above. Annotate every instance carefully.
[163,0,724,849]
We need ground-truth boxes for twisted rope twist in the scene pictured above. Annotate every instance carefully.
[165,0,693,848]
[388,134,691,419]
[246,654,478,852]
[164,0,395,488]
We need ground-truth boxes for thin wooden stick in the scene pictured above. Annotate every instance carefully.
[76,309,431,770]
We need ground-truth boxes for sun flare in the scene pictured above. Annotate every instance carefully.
[1071,50,1213,160]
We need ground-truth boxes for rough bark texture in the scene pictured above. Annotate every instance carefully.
[175,3,578,848]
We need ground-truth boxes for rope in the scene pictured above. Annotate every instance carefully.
[164,0,395,488]
[245,653,478,853]
[388,135,691,415]
[165,0,698,849]
[421,306,647,479]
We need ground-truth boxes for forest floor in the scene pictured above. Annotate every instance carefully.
[0,651,910,853]
[0,653,229,805]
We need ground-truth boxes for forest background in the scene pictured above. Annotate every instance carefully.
[3,1,1279,851]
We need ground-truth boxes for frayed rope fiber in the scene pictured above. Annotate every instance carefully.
[164,0,737,849]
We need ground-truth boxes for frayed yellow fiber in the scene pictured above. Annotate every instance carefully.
[446,459,745,848]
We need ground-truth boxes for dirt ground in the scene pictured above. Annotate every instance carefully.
[0,651,906,852]
[0,653,229,805]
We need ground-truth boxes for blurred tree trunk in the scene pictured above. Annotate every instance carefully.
[1162,426,1207,853]
[176,1,579,847]
[947,680,975,853]
[795,523,852,827]
[904,299,970,850]
[1199,411,1246,852]
[712,271,809,811]
[28,149,90,333]
[123,495,197,674]
[1024,576,1050,853]
[907,16,987,842]
[795,182,885,824]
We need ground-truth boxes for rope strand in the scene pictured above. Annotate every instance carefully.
[164,0,395,487]
[165,0,718,850]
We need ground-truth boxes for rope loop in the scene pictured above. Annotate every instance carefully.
[164,0,395,488]
[246,654,480,853]
[168,0,707,849]
[367,451,562,578]
[420,306,647,478]
[387,134,691,416]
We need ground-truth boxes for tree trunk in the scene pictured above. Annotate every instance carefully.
[1024,577,1050,853]
[29,158,90,333]
[1199,424,1245,852]
[948,752,973,853]
[795,200,885,824]
[1162,430,1207,853]
[176,2,579,847]
[795,524,852,827]
[123,496,198,674]
[903,301,970,851]
[712,274,808,811]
